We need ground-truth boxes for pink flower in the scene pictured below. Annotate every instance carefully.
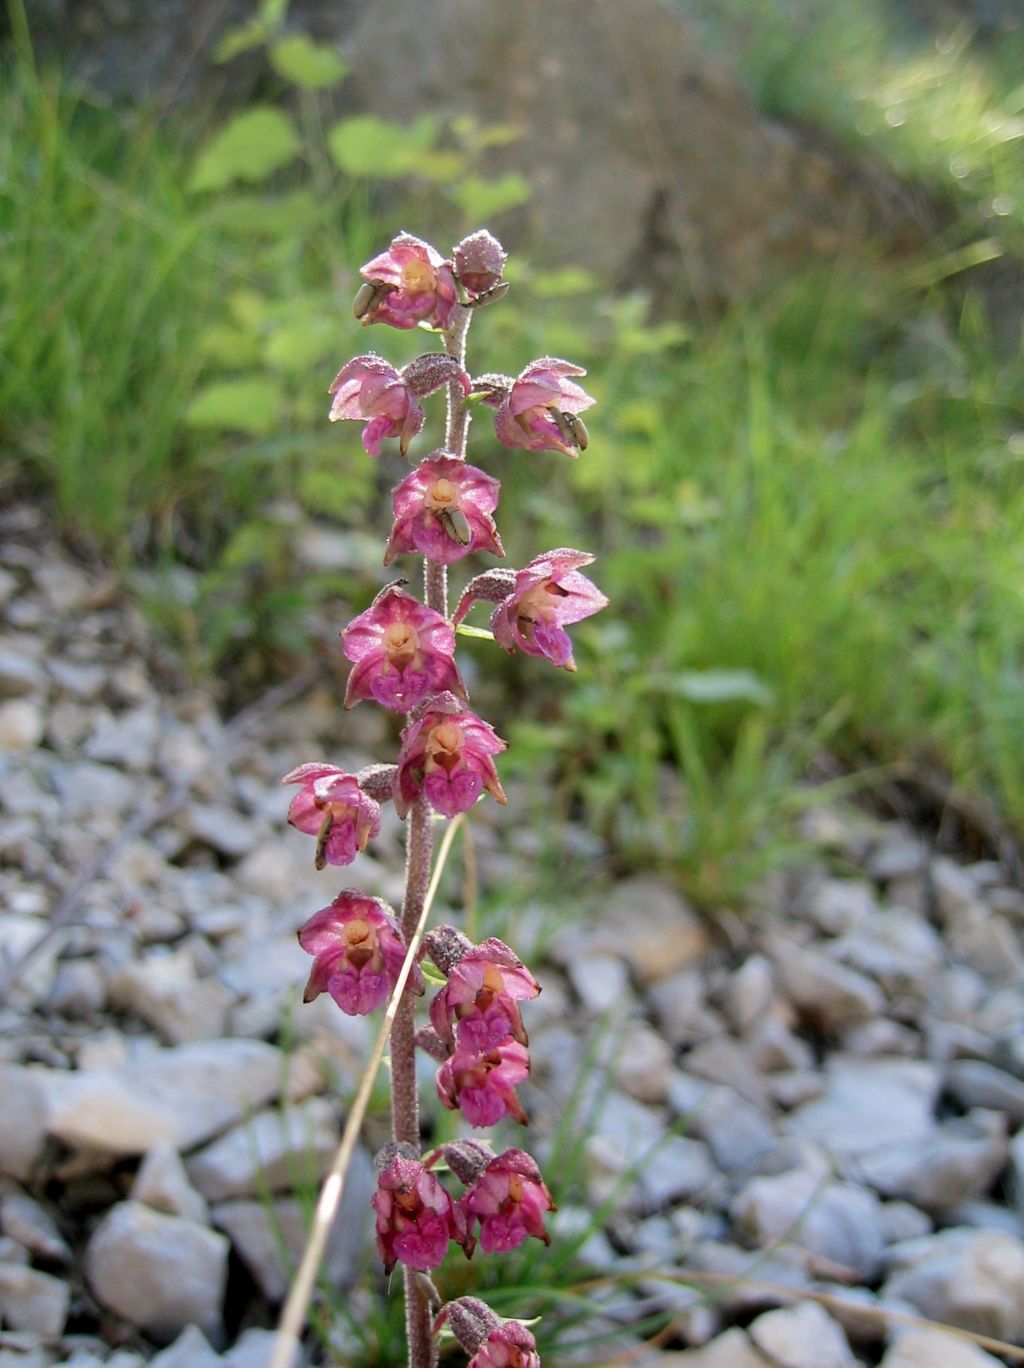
[430,939,540,1053]
[491,357,594,457]
[282,763,381,869]
[329,352,471,458]
[490,549,608,672]
[384,454,504,567]
[462,1149,555,1254]
[297,891,420,1015]
[437,1040,530,1127]
[342,585,466,713]
[393,696,507,819]
[355,233,458,330]
[468,1322,542,1368]
[372,1151,471,1274]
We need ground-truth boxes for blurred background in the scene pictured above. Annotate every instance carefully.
[3,1,1024,1364]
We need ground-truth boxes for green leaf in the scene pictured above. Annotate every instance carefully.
[185,377,283,434]
[326,114,440,178]
[653,670,774,706]
[189,107,301,192]
[453,173,531,221]
[214,19,270,64]
[270,33,347,89]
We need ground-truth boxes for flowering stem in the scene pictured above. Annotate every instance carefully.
[392,310,474,1365]
[445,305,473,459]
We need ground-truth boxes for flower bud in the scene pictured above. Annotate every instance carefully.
[453,229,508,297]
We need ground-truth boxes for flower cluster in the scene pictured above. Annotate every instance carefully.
[283,230,608,1368]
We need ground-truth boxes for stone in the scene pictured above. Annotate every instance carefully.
[0,1264,69,1335]
[829,908,942,989]
[881,1327,1004,1367]
[799,878,878,934]
[212,1144,371,1301]
[132,1142,209,1225]
[655,1328,767,1366]
[948,905,1024,984]
[0,1193,70,1263]
[856,1110,1007,1212]
[746,1019,814,1073]
[46,658,107,700]
[789,1057,939,1159]
[555,876,708,986]
[614,1023,675,1103]
[946,1059,1024,1124]
[929,857,981,924]
[51,761,136,819]
[0,1068,48,1181]
[46,959,106,1018]
[879,1201,932,1244]
[668,1078,777,1175]
[184,804,263,859]
[0,650,45,699]
[149,1326,222,1368]
[684,1037,770,1110]
[0,701,44,750]
[43,1039,284,1155]
[1011,1129,1024,1217]
[85,1201,228,1339]
[84,707,160,768]
[768,937,885,1029]
[869,834,928,883]
[722,954,774,1031]
[689,1240,812,1313]
[731,1168,885,1279]
[648,970,718,1047]
[108,951,233,1045]
[748,1301,856,1368]
[566,951,632,1013]
[883,1228,1024,1341]
[186,1098,337,1201]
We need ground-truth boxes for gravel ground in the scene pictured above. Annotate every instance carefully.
[1,502,1023,1368]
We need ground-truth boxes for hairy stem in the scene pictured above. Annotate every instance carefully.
[445,305,473,459]
[394,308,472,1363]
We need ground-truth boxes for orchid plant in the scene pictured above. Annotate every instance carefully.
[284,229,607,1368]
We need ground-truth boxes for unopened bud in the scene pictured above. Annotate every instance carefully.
[423,924,473,975]
[402,352,472,400]
[453,230,507,297]
[434,1297,501,1355]
[440,1138,495,1185]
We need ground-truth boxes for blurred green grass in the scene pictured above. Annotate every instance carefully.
[2,4,1023,906]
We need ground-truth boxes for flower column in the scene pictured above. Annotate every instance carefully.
[285,230,607,1368]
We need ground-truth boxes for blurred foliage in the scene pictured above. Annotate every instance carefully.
[681,0,1024,259]
[2,0,1024,908]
